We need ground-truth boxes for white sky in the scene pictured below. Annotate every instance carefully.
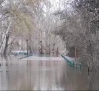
[41,0,74,18]
[49,0,73,12]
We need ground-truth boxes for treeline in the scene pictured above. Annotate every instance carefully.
[54,0,99,70]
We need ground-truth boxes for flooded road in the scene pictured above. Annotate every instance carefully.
[0,56,89,90]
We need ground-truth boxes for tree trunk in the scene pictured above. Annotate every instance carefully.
[3,33,10,56]
[26,40,29,55]
[49,44,51,55]
[29,36,32,55]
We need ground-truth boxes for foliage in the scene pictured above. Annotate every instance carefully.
[54,0,99,70]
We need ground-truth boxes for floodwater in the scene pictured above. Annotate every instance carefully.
[0,55,96,90]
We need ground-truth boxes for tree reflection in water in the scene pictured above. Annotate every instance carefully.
[0,56,99,90]
[60,62,89,90]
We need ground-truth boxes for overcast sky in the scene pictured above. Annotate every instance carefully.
[49,0,73,12]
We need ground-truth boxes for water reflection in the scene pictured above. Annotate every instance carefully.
[88,71,99,90]
[0,56,99,90]
[60,62,89,90]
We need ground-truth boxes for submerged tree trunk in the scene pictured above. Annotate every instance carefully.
[26,40,29,55]
[3,33,10,56]
[29,36,32,55]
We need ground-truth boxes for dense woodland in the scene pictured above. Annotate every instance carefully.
[0,0,99,90]
[0,0,99,70]
[0,0,65,56]
[54,0,99,71]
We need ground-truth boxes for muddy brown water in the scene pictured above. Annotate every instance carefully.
[0,56,98,90]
